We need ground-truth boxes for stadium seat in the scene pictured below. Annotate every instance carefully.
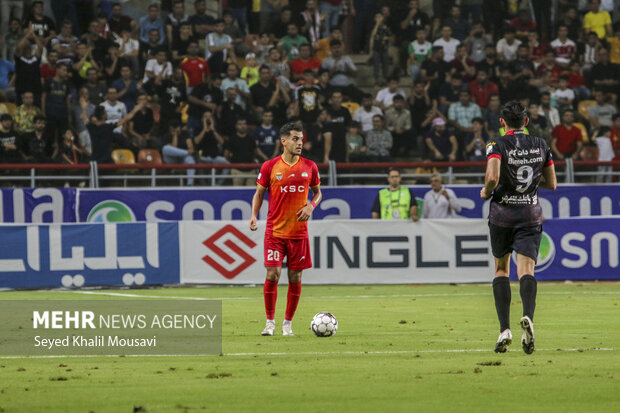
[577,100,596,119]
[111,149,136,165]
[1,102,16,116]
[137,149,163,165]
[342,101,360,117]
[573,122,589,143]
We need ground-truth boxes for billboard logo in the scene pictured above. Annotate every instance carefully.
[87,201,136,223]
[512,231,555,272]
[202,225,256,279]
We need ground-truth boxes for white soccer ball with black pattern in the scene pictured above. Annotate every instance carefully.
[310,312,338,337]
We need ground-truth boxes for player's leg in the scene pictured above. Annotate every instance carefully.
[489,223,513,352]
[281,237,312,336]
[262,236,286,336]
[513,225,543,354]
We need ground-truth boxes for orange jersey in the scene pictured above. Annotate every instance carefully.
[257,155,320,239]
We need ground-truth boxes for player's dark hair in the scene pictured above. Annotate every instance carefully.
[280,121,303,138]
[500,101,528,129]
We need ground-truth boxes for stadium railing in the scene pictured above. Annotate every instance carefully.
[0,159,618,187]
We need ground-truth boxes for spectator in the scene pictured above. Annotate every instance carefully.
[496,27,522,62]
[14,29,43,104]
[300,0,323,44]
[170,22,195,63]
[509,9,536,41]
[365,114,392,162]
[421,46,451,99]
[127,94,156,150]
[511,44,536,87]
[179,40,210,94]
[464,117,488,161]
[157,67,188,131]
[483,94,502,138]
[550,25,577,67]
[191,0,217,37]
[111,66,140,112]
[497,66,519,103]
[80,20,108,66]
[253,110,281,161]
[194,109,228,168]
[385,94,413,157]
[345,121,366,162]
[449,44,476,83]
[161,118,196,186]
[371,168,419,221]
[187,73,223,136]
[41,64,71,150]
[3,18,21,63]
[425,117,458,161]
[352,0,378,54]
[143,48,173,92]
[321,39,360,101]
[444,5,470,42]
[551,109,583,160]
[269,6,294,40]
[117,29,140,76]
[579,31,602,72]
[408,82,432,139]
[535,50,562,84]
[139,4,165,45]
[527,102,551,144]
[73,42,101,80]
[290,44,321,80]
[166,0,190,48]
[225,118,258,186]
[100,86,127,134]
[219,87,248,137]
[562,7,582,41]
[226,0,248,36]
[73,87,95,157]
[205,18,234,74]
[538,92,560,131]
[422,173,462,218]
[375,77,406,111]
[54,128,88,165]
[108,3,137,37]
[323,90,351,162]
[594,126,614,182]
[50,20,78,67]
[278,23,309,60]
[320,0,344,38]
[408,28,432,81]
[23,1,56,42]
[0,114,22,162]
[0,53,15,101]
[353,93,383,133]
[588,89,618,128]
[21,116,50,162]
[469,70,499,109]
[83,68,107,106]
[527,31,546,66]
[589,48,620,96]
[241,53,260,88]
[551,76,575,112]
[583,0,612,39]
[14,91,42,134]
[433,26,460,62]
[294,69,322,125]
[369,12,393,83]
[465,23,491,64]
[316,26,343,61]
[448,90,482,135]
[476,45,501,83]
[221,64,251,110]
[103,42,127,82]
[140,29,164,70]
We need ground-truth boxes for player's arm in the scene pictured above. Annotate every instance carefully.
[540,164,557,190]
[297,185,322,222]
[250,184,267,231]
[480,157,500,200]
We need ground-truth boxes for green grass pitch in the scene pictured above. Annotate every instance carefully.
[1,283,619,412]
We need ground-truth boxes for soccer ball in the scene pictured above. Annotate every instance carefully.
[310,312,338,337]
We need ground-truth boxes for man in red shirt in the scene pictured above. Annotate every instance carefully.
[40,50,58,83]
[179,40,210,94]
[250,122,322,336]
[551,109,582,159]
[468,70,499,108]
[290,43,321,81]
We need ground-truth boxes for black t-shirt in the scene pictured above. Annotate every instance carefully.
[188,83,223,118]
[23,16,56,38]
[164,131,191,150]
[22,132,50,161]
[194,129,221,158]
[103,55,128,82]
[88,123,126,163]
[131,108,154,135]
[224,134,256,163]
[476,59,501,84]
[15,55,41,96]
[398,10,430,42]
[326,106,351,162]
[250,81,276,109]
[295,86,321,123]
[157,79,187,118]
[0,129,21,162]
[218,102,247,137]
[486,131,553,228]
[171,36,195,57]
[43,78,70,118]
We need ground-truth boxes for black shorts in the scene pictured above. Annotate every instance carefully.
[488,222,542,262]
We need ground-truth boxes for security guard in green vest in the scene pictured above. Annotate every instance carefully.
[371,168,419,221]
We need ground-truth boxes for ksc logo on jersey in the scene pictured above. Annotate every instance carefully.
[511,231,555,272]
[202,225,257,279]
[86,201,136,223]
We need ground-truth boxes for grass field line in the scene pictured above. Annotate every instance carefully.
[0,347,615,360]
[57,290,620,301]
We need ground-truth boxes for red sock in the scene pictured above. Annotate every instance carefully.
[285,282,302,322]
[263,279,278,320]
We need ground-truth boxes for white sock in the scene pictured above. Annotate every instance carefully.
[267,319,275,323]
[283,319,291,325]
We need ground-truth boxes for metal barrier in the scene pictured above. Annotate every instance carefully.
[0,159,619,187]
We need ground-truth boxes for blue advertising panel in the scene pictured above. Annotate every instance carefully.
[0,222,180,288]
[510,218,620,280]
[0,188,76,223]
[76,185,620,222]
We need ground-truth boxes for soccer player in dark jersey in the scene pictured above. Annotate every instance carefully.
[481,101,557,354]
[250,122,322,336]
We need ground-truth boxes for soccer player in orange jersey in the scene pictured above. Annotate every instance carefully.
[250,122,322,336]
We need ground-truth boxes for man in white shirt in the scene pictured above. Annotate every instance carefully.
[550,25,576,67]
[433,26,460,62]
[142,48,172,85]
[374,77,406,110]
[100,86,127,134]
[353,93,383,132]
[422,174,462,218]
[496,27,522,62]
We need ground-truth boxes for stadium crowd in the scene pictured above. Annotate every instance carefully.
[0,0,619,185]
